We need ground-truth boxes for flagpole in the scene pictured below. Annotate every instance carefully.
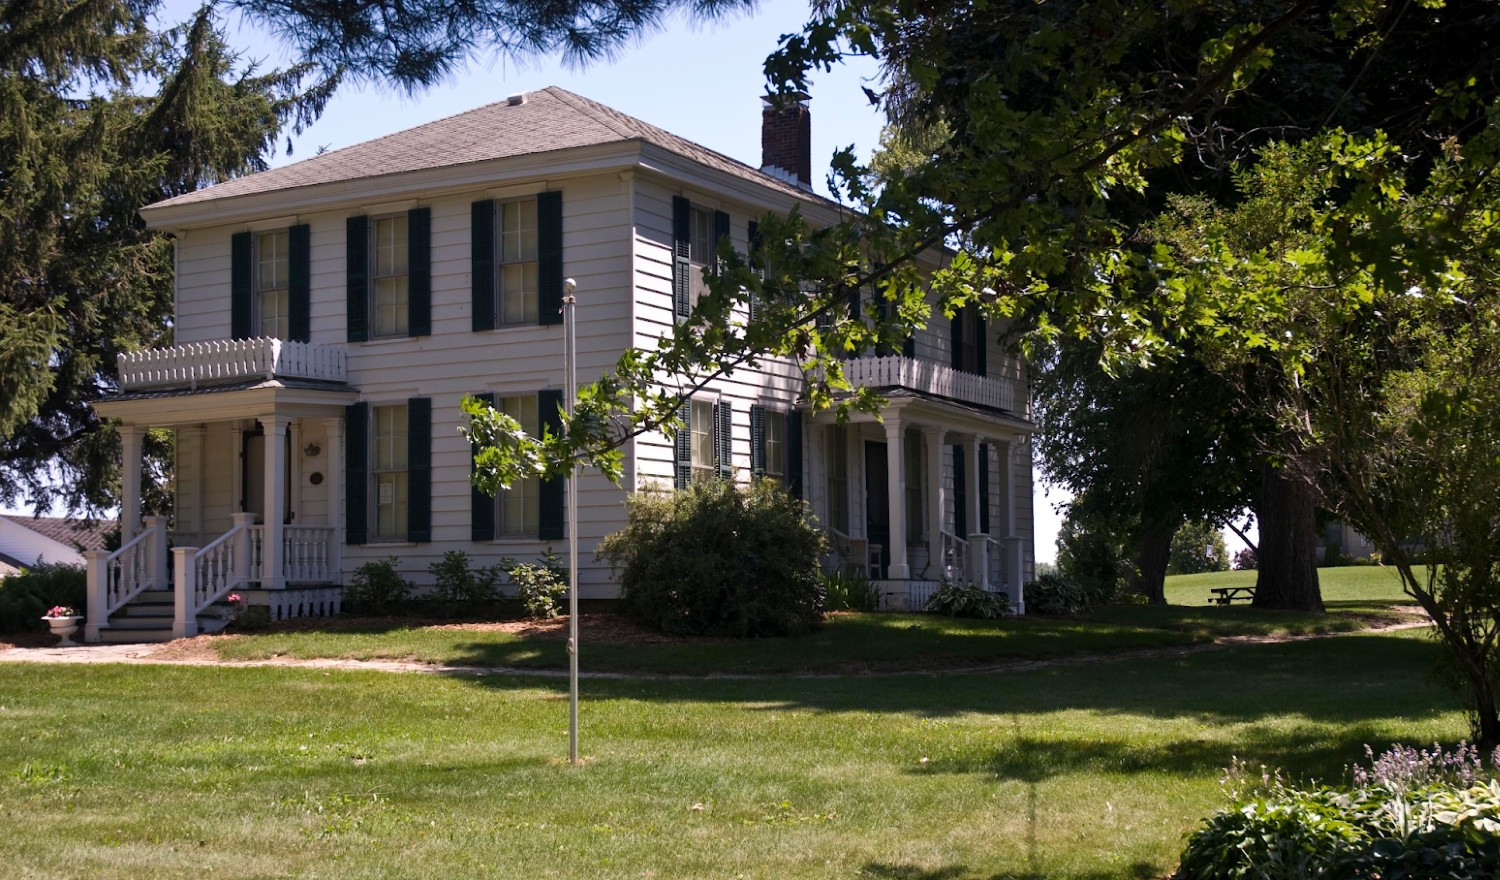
[563,277,580,766]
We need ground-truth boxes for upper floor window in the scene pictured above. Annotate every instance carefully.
[255,230,290,339]
[372,215,409,338]
[691,398,716,483]
[498,198,539,325]
[672,197,727,322]
[372,402,409,541]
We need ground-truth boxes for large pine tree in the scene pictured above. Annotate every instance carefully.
[0,1,334,513]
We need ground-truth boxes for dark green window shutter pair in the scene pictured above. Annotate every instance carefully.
[952,444,968,538]
[469,392,496,541]
[672,196,692,320]
[978,443,990,534]
[538,388,565,539]
[232,226,310,341]
[470,200,496,331]
[950,306,988,375]
[347,209,431,341]
[950,305,965,371]
[749,404,767,478]
[713,210,730,275]
[974,311,987,377]
[343,398,431,544]
[537,191,564,326]
[786,411,804,499]
[715,400,733,478]
[673,400,693,489]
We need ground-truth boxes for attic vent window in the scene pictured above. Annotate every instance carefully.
[506,93,527,106]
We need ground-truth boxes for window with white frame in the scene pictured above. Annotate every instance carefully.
[691,398,715,482]
[372,215,409,337]
[765,410,786,482]
[372,403,409,540]
[496,394,540,536]
[255,230,289,339]
[826,426,849,533]
[497,198,539,325]
[689,206,714,303]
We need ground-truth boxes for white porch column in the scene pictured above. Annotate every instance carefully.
[143,515,169,589]
[884,418,908,579]
[179,426,206,545]
[323,416,344,584]
[965,436,988,589]
[923,425,945,580]
[172,545,199,639]
[261,416,291,590]
[998,439,1016,539]
[84,549,109,643]
[118,424,145,545]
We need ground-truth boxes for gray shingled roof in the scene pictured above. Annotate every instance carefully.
[148,86,827,210]
[0,516,112,553]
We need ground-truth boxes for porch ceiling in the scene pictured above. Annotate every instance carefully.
[805,392,1032,441]
[93,379,358,427]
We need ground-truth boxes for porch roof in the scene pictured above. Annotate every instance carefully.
[806,390,1033,440]
[94,378,357,427]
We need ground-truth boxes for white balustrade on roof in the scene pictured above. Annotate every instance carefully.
[117,338,347,390]
[836,355,1018,413]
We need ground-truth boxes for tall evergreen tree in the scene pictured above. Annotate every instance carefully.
[0,1,334,512]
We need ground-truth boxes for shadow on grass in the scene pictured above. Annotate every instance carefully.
[856,861,1159,880]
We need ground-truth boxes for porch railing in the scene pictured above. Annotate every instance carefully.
[174,513,257,638]
[84,516,169,642]
[836,355,1020,413]
[118,338,347,390]
[281,526,335,583]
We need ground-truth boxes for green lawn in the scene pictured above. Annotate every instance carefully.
[204,565,1416,675]
[1164,564,1413,609]
[0,627,1463,879]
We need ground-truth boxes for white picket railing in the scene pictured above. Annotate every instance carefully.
[836,355,1019,413]
[941,530,968,581]
[118,338,347,390]
[264,587,342,622]
[84,516,169,641]
[174,514,257,637]
[281,526,335,583]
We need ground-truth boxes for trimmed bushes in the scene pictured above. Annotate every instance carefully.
[0,563,87,634]
[598,479,826,637]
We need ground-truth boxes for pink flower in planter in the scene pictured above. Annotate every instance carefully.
[44,606,79,619]
[227,594,243,606]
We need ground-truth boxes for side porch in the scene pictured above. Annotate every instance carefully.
[89,339,356,642]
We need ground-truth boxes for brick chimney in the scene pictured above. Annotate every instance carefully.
[760,93,812,191]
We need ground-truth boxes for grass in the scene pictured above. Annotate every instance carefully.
[203,565,1416,675]
[1164,564,1412,610]
[0,627,1463,879]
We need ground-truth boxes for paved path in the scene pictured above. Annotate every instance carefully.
[0,617,1433,680]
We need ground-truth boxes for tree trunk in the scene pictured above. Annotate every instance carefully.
[1134,521,1174,605]
[1253,459,1324,611]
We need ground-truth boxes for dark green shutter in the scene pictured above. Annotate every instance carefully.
[538,191,564,326]
[538,388,565,540]
[231,232,253,339]
[713,210,729,275]
[747,220,760,323]
[715,400,733,478]
[344,402,368,545]
[952,444,967,537]
[950,306,965,370]
[471,200,495,331]
[407,208,431,337]
[407,398,432,542]
[346,216,369,342]
[750,404,767,478]
[978,443,990,534]
[786,411,803,499]
[674,400,692,489]
[672,196,691,320]
[470,392,496,541]
[975,312,988,377]
[288,224,311,342]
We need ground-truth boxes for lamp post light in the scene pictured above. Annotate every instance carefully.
[562,277,581,766]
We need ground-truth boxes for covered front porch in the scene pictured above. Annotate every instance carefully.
[88,338,356,641]
[808,390,1034,613]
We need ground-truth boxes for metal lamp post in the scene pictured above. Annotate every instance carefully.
[562,278,581,766]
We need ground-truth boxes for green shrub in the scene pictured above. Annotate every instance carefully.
[923,583,1010,619]
[1176,746,1500,880]
[501,550,568,620]
[428,550,502,614]
[342,558,412,615]
[822,571,879,612]
[598,479,826,637]
[229,605,273,632]
[1026,572,1092,614]
[0,563,87,635]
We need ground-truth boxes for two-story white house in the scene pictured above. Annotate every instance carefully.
[84,87,1036,642]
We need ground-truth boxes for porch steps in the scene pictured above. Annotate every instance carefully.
[96,589,231,644]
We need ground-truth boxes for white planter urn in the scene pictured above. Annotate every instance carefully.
[43,615,83,647]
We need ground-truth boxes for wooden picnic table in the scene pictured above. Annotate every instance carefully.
[1208,586,1256,606]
